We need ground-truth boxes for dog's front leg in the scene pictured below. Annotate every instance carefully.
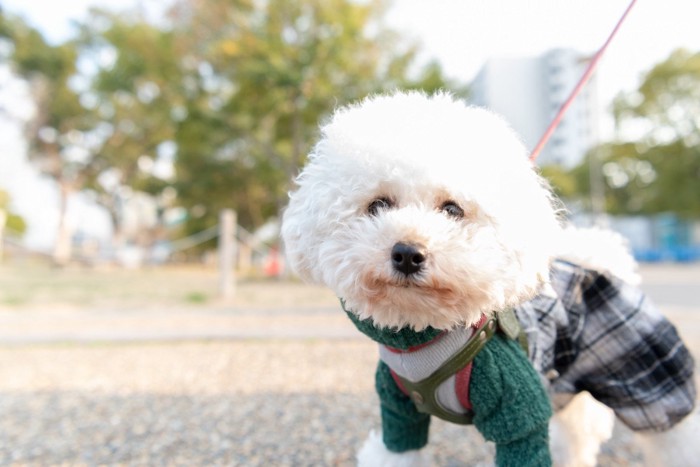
[357,361,432,467]
[549,392,615,467]
[357,430,431,467]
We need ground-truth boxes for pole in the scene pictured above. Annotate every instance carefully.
[0,209,6,262]
[589,148,608,228]
[218,209,236,300]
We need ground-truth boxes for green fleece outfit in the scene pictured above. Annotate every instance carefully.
[346,309,553,467]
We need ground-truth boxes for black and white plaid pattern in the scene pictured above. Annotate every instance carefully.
[516,260,696,432]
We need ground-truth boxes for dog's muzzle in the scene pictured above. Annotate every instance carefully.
[391,243,426,276]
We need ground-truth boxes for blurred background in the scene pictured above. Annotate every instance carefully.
[1,0,699,266]
[0,0,698,465]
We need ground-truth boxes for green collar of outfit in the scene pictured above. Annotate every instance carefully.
[341,299,526,352]
[341,300,443,349]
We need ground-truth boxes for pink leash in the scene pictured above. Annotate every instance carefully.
[529,0,639,163]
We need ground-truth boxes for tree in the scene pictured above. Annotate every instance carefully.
[614,49,700,147]
[0,12,98,264]
[0,189,27,261]
[3,10,185,257]
[547,49,700,218]
[76,11,185,247]
[538,164,578,201]
[0,189,27,235]
[569,141,700,217]
[3,2,468,260]
[167,0,467,236]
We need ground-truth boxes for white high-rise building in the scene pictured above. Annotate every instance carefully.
[471,49,600,167]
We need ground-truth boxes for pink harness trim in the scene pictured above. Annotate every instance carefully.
[455,362,474,411]
[384,331,448,354]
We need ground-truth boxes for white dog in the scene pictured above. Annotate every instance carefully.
[281,92,697,466]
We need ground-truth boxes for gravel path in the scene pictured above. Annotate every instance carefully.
[1,263,698,465]
[0,340,650,466]
[0,341,374,466]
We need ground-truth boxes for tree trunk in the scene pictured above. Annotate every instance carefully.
[108,203,126,253]
[52,181,73,266]
[0,208,6,262]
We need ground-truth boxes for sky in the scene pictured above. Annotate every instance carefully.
[1,0,699,249]
[4,0,699,104]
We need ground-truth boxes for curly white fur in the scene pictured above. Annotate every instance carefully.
[281,91,694,466]
[282,91,561,330]
[555,226,641,285]
[357,431,431,467]
[549,392,615,467]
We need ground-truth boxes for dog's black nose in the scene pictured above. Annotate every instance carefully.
[391,243,426,276]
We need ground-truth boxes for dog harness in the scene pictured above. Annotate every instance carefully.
[343,304,529,424]
[382,308,527,425]
[343,301,552,465]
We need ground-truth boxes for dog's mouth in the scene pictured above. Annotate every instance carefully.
[390,274,420,288]
[357,271,465,328]
[370,273,455,296]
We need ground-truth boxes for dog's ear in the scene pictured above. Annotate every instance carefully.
[281,126,372,285]
[281,184,321,283]
[280,147,340,284]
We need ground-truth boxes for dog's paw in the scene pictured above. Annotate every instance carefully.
[549,392,615,467]
[357,430,430,467]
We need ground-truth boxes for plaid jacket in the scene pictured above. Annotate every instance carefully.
[516,260,697,432]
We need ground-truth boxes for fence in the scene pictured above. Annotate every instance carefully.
[0,209,280,299]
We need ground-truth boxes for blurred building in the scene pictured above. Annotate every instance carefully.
[471,49,601,167]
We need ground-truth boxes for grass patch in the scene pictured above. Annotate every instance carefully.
[185,291,209,304]
[0,263,338,309]
[1,295,27,306]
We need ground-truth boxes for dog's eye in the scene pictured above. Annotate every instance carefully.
[441,201,464,219]
[367,197,394,216]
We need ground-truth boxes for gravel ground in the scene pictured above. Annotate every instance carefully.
[1,263,698,465]
[0,340,650,466]
[0,341,374,466]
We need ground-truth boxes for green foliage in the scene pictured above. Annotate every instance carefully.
[1,11,95,202]
[538,165,577,200]
[77,12,184,228]
[574,142,700,218]
[399,60,469,97]
[3,1,467,253]
[1,14,81,125]
[0,189,27,236]
[549,49,700,219]
[166,0,466,235]
[184,291,208,304]
[614,49,700,146]
[1,13,74,81]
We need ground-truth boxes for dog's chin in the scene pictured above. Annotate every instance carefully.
[346,273,490,331]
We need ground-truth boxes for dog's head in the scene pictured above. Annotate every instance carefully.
[282,92,561,330]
